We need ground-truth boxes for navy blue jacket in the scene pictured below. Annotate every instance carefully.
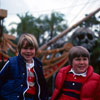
[0,54,48,100]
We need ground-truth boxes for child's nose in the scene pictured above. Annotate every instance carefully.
[26,49,31,52]
[80,60,84,63]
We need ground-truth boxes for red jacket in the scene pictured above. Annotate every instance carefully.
[50,65,100,100]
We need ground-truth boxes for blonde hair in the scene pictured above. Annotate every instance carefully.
[17,33,38,53]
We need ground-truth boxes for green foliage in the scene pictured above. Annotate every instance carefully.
[3,26,8,33]
[80,14,100,27]
[79,14,100,36]
[90,39,100,74]
[39,11,68,45]
[8,11,68,46]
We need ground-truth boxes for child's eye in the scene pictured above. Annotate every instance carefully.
[74,57,88,61]
[83,58,88,60]
[74,58,80,61]
[76,58,81,61]
[30,47,34,50]
[22,47,34,50]
[22,47,27,49]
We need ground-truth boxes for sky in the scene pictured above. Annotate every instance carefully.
[0,0,100,33]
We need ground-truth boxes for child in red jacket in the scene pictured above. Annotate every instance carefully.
[51,46,100,100]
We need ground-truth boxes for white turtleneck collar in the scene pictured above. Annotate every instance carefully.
[26,59,34,70]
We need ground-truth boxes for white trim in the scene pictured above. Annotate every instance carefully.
[0,61,9,72]
[33,67,41,100]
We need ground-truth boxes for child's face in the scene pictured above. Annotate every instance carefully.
[20,40,35,63]
[72,56,89,74]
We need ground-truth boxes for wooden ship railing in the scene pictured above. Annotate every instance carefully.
[37,43,73,79]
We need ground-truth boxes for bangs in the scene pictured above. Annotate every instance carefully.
[22,39,35,48]
[68,46,90,65]
[72,50,89,58]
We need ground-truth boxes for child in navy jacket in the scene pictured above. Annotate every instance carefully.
[0,33,48,100]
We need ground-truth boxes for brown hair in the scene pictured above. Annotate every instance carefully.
[17,33,38,53]
[68,46,90,65]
